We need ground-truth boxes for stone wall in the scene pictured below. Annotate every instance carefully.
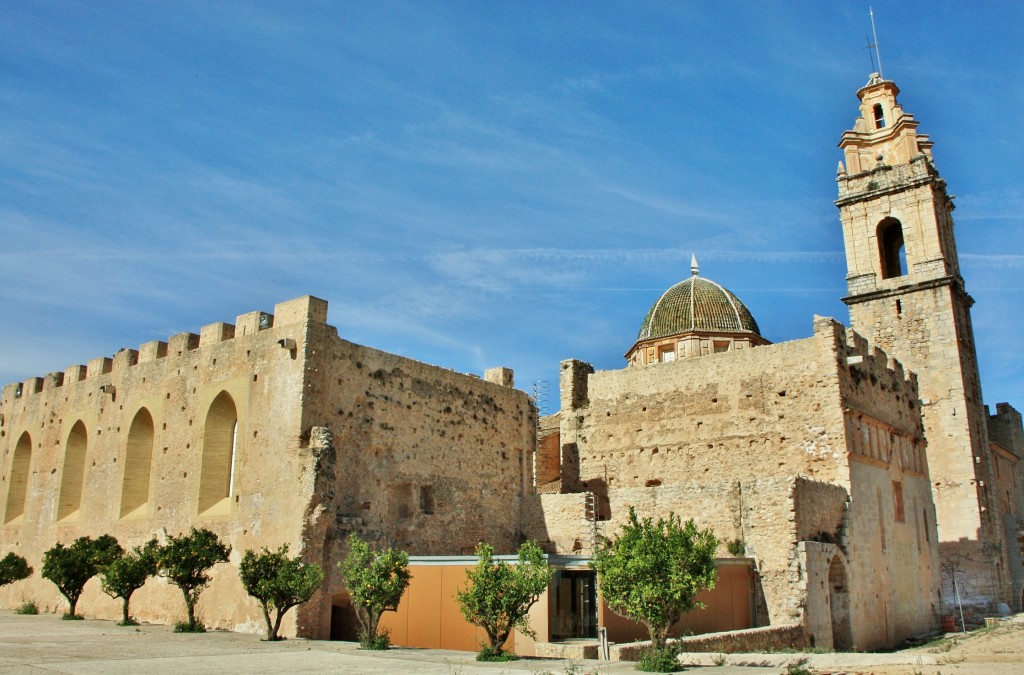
[525,478,804,628]
[611,624,808,660]
[0,296,322,635]
[560,318,852,496]
[549,314,944,649]
[837,96,1009,606]
[0,295,539,642]
[297,321,537,638]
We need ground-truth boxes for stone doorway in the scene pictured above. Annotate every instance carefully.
[829,556,853,650]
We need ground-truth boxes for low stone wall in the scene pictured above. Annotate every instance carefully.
[533,641,600,659]
[611,624,808,660]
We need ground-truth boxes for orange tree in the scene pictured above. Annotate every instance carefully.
[591,507,717,672]
[239,544,324,641]
[338,533,410,649]
[456,540,552,661]
[156,528,230,632]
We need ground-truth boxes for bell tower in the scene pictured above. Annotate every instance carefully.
[836,73,1008,600]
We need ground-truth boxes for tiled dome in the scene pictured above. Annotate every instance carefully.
[637,272,761,341]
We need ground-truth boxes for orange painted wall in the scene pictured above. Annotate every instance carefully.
[380,564,509,653]
[599,561,753,644]
[382,559,752,653]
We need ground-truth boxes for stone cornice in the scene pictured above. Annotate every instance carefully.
[842,275,975,308]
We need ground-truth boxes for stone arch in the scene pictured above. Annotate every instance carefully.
[58,421,88,520]
[877,217,906,279]
[120,408,155,518]
[198,391,238,514]
[829,555,853,650]
[4,432,32,523]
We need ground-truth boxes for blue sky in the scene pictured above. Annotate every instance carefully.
[2,1,1022,415]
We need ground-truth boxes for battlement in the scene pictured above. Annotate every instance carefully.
[1,295,328,401]
[812,315,915,386]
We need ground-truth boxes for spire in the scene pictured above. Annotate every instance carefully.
[690,254,699,277]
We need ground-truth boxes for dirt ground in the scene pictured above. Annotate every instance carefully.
[859,613,1024,675]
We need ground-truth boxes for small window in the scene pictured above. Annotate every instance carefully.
[387,483,415,520]
[713,341,730,353]
[873,103,886,129]
[419,485,435,514]
[659,347,676,363]
[893,481,905,522]
[877,487,887,551]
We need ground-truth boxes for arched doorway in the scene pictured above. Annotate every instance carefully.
[829,555,853,650]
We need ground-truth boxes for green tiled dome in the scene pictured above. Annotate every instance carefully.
[637,274,761,341]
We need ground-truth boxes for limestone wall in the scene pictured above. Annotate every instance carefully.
[526,478,807,628]
[0,296,323,635]
[296,323,537,638]
[0,294,540,641]
[560,318,851,495]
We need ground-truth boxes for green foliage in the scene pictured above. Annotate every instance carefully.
[15,600,39,615]
[239,544,324,641]
[476,647,520,662]
[636,643,684,672]
[592,507,718,651]
[156,528,230,632]
[0,552,33,586]
[100,540,159,626]
[785,659,813,675]
[174,620,207,633]
[338,533,410,649]
[42,535,123,618]
[726,539,745,557]
[362,630,391,650]
[456,540,553,660]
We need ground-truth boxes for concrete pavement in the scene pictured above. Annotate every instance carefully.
[0,611,940,674]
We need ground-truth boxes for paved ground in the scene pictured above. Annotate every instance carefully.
[1,611,1022,674]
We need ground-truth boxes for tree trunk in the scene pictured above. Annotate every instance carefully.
[646,620,667,650]
[67,595,78,617]
[261,604,274,640]
[184,589,197,628]
[122,597,131,625]
[271,608,286,641]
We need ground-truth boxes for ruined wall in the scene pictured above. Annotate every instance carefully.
[0,296,323,636]
[548,315,944,649]
[987,404,1024,611]
[560,318,851,497]
[297,325,537,639]
[829,325,941,648]
[525,478,805,629]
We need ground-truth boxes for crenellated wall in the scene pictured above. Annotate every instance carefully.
[0,296,323,634]
[0,295,537,641]
[549,315,940,650]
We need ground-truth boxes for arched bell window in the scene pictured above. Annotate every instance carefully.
[877,218,906,279]
[873,103,886,129]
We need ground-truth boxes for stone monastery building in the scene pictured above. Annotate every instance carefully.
[2,74,1022,654]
